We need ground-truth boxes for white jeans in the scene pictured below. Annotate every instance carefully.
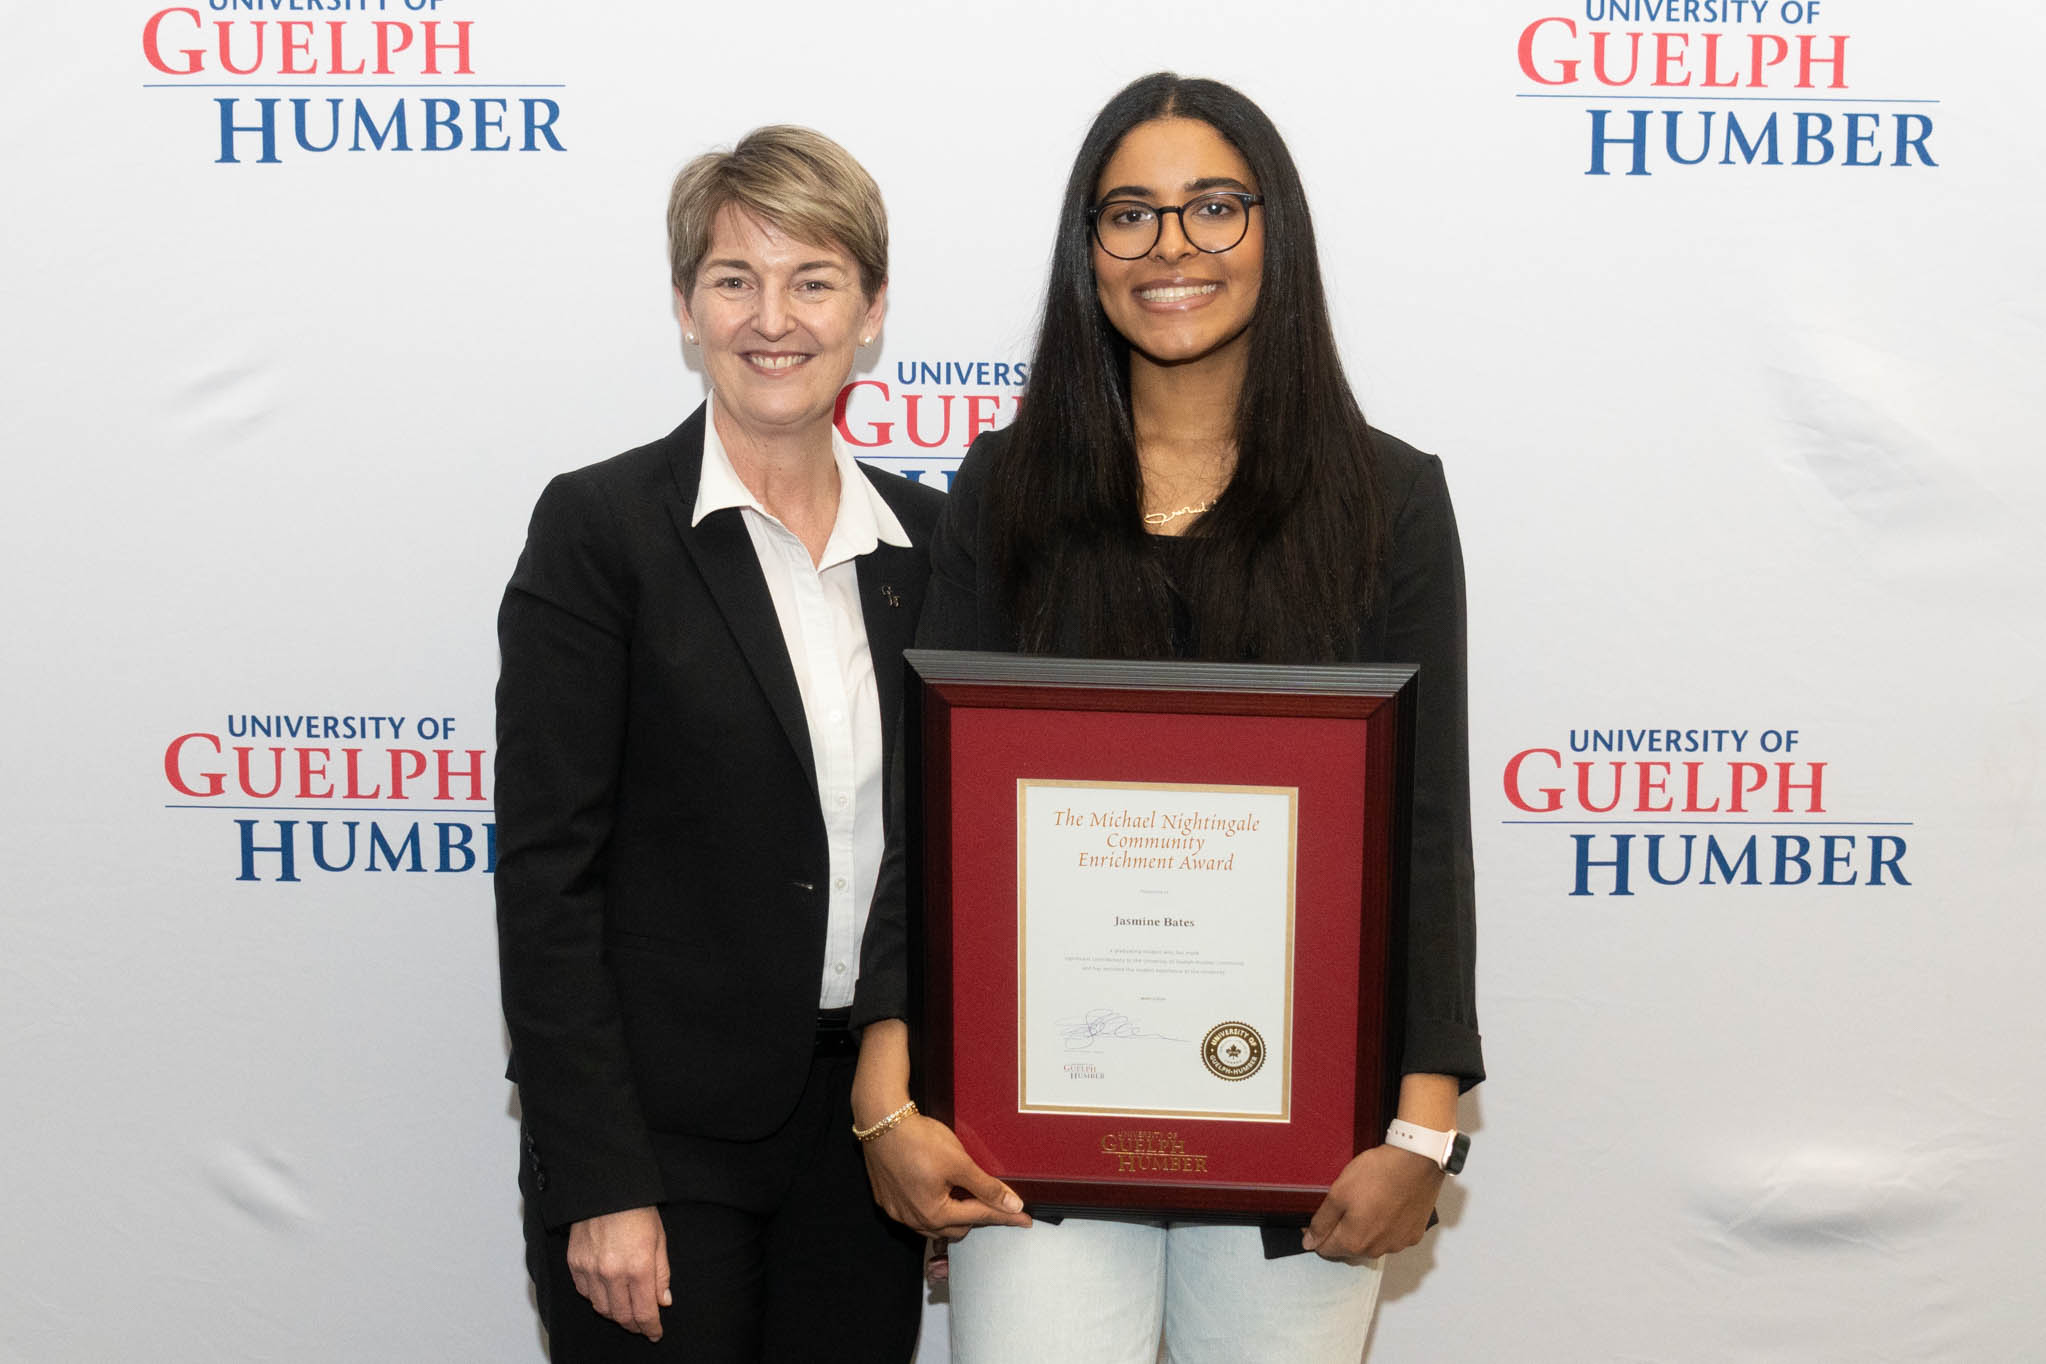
[947,1219,1382,1364]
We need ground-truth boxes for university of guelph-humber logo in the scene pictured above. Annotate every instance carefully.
[1201,1022,1265,1081]
[162,709,495,881]
[141,3,569,164]
[1515,3,1941,176]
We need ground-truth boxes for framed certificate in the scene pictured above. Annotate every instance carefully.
[906,650,1417,1221]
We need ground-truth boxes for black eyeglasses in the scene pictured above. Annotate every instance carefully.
[1087,191,1264,260]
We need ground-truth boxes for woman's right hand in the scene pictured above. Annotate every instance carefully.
[861,1112,1033,1240]
[565,1206,671,1340]
[853,1018,1032,1240]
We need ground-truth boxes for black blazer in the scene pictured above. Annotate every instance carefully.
[495,404,943,1231]
[919,427,1483,1089]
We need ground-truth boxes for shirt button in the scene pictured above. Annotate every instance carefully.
[835,793,849,808]
[829,710,843,724]
[834,876,848,890]
[833,961,847,975]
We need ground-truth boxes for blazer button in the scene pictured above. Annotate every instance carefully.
[533,1169,549,1193]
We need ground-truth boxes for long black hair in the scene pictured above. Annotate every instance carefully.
[989,72,1384,662]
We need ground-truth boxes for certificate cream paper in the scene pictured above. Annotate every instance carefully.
[1018,779,1296,1120]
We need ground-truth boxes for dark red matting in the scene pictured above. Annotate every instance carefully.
[918,685,1402,1218]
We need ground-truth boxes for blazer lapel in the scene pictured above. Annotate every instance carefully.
[664,409,818,794]
[857,532,925,763]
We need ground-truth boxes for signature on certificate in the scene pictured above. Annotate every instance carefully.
[1057,1008,1188,1053]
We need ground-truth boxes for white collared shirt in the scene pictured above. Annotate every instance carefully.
[692,405,910,1009]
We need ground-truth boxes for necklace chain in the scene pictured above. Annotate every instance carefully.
[1142,500,1215,526]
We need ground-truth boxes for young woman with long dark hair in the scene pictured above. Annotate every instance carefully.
[852,74,1484,1361]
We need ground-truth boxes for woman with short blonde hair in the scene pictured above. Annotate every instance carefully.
[498,124,948,1362]
[666,124,889,298]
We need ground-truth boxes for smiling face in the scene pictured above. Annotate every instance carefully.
[1091,117,1264,371]
[678,203,884,443]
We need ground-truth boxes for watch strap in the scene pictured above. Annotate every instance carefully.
[1384,1119,1469,1174]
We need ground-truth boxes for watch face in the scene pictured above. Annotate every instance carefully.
[1444,1132,1471,1175]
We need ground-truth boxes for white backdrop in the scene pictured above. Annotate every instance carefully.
[5,1,2043,1359]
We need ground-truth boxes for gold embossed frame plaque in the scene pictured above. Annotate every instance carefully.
[907,651,1417,1221]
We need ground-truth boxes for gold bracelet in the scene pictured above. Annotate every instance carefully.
[853,1099,918,1143]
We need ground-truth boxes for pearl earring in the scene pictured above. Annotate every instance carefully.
[861,336,873,346]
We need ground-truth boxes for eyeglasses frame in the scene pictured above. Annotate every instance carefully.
[1086,191,1266,260]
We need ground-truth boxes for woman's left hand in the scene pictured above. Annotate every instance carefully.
[1301,1144,1444,1262]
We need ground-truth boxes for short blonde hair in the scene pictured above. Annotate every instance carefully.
[667,125,888,298]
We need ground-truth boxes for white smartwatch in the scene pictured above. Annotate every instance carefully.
[1384,1119,1469,1174]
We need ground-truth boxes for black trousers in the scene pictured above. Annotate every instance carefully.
[522,1053,925,1363]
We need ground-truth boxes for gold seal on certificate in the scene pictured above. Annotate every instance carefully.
[1200,1022,1266,1081]
[1017,779,1296,1122]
